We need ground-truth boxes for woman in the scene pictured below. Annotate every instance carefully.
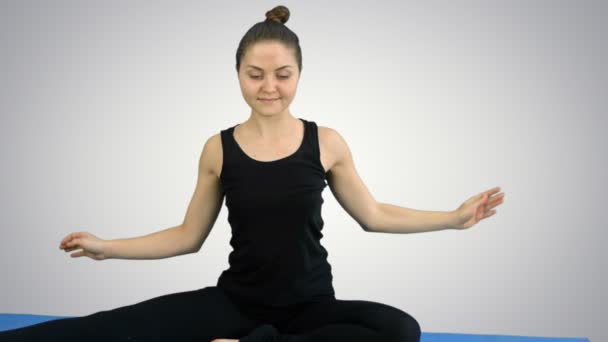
[1,5,504,342]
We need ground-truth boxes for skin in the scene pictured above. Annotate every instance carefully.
[231,40,307,156]
[209,40,505,342]
[210,40,301,342]
[59,39,505,342]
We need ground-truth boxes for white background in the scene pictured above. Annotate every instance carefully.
[0,1,604,341]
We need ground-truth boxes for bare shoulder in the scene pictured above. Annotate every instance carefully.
[201,132,223,179]
[317,125,336,148]
[317,125,349,174]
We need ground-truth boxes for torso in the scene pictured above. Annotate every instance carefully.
[210,121,334,179]
[216,119,337,306]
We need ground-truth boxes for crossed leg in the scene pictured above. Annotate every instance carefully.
[236,298,421,342]
[0,286,258,341]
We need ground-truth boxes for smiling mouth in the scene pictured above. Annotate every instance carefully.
[259,98,279,100]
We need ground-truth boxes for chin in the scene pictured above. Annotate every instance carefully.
[259,110,282,116]
[255,105,283,114]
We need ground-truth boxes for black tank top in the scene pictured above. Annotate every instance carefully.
[216,117,336,307]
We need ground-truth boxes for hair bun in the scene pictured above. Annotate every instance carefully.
[265,5,290,24]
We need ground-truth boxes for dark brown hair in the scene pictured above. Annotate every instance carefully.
[235,5,302,73]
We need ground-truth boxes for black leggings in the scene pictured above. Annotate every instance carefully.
[0,286,421,341]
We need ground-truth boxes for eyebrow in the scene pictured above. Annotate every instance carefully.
[246,65,293,71]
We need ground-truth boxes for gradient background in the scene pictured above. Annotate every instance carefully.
[0,1,604,341]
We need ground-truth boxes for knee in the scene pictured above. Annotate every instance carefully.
[384,310,421,342]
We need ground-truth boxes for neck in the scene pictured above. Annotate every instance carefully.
[243,112,299,140]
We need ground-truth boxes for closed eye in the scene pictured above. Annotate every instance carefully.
[250,76,290,80]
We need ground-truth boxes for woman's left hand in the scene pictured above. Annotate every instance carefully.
[452,186,505,230]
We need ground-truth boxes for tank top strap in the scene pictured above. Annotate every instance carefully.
[220,124,239,162]
[304,119,321,163]
[221,118,317,162]
[219,124,241,195]
[220,118,324,177]
[300,118,326,178]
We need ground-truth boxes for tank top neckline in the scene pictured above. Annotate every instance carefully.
[231,117,307,164]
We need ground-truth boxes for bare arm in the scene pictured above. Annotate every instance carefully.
[180,133,224,253]
[370,187,505,233]
[322,127,503,234]
[103,134,224,259]
[104,225,190,260]
[368,204,456,234]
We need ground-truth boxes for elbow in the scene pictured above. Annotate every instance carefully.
[189,242,204,254]
[179,224,200,255]
[361,218,374,232]
[182,242,198,255]
[184,237,203,255]
[363,202,381,232]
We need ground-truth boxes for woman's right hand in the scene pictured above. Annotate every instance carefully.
[59,232,108,260]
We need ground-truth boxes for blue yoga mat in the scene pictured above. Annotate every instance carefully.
[0,313,590,341]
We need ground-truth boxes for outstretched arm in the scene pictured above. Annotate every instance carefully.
[371,205,456,234]
[323,127,505,234]
[372,186,504,234]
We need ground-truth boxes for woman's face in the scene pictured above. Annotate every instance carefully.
[238,40,300,117]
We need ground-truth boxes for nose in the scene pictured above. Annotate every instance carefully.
[261,76,278,92]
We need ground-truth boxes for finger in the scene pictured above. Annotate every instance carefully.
[490,192,505,201]
[487,186,501,195]
[61,233,77,246]
[488,195,505,209]
[488,210,496,217]
[71,251,84,258]
[60,234,71,245]
[490,199,503,210]
[481,188,498,199]
[84,251,97,259]
[66,243,82,252]
[483,210,497,219]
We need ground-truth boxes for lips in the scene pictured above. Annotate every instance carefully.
[259,98,279,100]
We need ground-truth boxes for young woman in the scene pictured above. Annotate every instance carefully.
[1,5,504,342]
